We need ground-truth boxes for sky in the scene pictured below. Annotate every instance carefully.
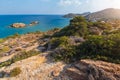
[0,0,120,14]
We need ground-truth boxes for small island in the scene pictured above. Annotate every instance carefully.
[29,21,39,26]
[11,23,26,28]
[10,21,39,28]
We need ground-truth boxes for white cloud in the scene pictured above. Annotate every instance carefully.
[57,0,120,14]
[86,0,120,12]
[59,0,82,7]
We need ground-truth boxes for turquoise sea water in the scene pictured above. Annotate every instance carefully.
[0,15,70,38]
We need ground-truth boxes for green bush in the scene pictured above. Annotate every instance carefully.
[52,16,120,64]
[12,50,40,62]
[52,34,120,64]
[92,22,112,30]
[0,46,10,54]
[10,67,21,77]
[0,39,4,43]
[53,16,89,37]
[52,46,77,63]
[77,35,120,63]
[49,36,70,49]
[70,16,87,26]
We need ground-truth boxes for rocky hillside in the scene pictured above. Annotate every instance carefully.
[0,52,120,80]
[0,16,120,80]
[0,31,120,80]
[86,8,120,21]
[64,8,120,22]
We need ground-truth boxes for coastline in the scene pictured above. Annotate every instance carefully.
[0,15,70,38]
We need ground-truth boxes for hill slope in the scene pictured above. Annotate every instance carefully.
[0,16,120,80]
[63,12,91,18]
[86,8,120,21]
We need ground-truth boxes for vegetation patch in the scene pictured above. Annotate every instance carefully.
[0,39,4,43]
[53,16,88,37]
[51,16,120,64]
[0,50,40,68]
[10,67,21,77]
[49,36,70,49]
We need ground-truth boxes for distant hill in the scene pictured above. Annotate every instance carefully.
[86,8,120,21]
[64,8,120,21]
[63,12,90,18]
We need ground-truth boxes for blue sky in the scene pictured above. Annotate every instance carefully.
[0,0,120,14]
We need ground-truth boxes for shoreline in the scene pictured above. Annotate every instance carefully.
[0,27,61,39]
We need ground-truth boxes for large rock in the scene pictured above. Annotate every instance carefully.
[11,23,26,28]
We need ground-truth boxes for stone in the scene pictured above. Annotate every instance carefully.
[51,70,60,77]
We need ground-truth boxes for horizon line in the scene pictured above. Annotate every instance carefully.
[0,13,66,15]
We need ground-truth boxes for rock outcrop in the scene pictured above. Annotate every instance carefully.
[0,54,120,80]
[29,21,39,26]
[54,60,120,80]
[11,23,26,28]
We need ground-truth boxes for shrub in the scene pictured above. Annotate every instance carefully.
[12,50,40,62]
[10,67,21,77]
[93,22,112,30]
[52,34,120,63]
[52,46,77,63]
[51,16,120,64]
[0,46,10,53]
[2,46,10,52]
[77,35,120,64]
[70,16,87,26]
[5,33,20,39]
[79,35,115,55]
[53,16,89,37]
[49,36,70,49]
[0,39,4,43]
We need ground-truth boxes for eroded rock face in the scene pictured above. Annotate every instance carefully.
[0,51,120,80]
[54,60,120,80]
[11,23,26,28]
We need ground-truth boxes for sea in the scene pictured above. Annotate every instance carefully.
[0,15,70,38]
